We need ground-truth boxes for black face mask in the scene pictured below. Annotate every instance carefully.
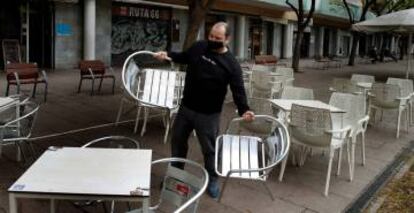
[207,40,224,50]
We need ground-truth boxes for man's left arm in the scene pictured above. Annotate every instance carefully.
[229,63,254,121]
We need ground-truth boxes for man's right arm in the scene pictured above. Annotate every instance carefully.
[154,41,203,64]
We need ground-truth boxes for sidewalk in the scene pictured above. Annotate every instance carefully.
[0,59,413,213]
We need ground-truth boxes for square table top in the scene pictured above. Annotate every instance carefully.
[269,99,345,113]
[9,147,152,197]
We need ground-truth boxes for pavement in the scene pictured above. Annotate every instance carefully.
[0,58,413,213]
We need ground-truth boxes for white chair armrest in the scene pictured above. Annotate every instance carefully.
[358,115,370,130]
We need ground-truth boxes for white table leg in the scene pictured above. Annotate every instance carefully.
[142,198,150,213]
[9,193,17,213]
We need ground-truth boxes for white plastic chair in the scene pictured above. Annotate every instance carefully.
[250,70,282,98]
[280,86,314,100]
[329,78,363,95]
[215,115,290,201]
[117,51,185,143]
[281,104,352,196]
[386,77,414,126]
[127,157,209,213]
[275,67,294,87]
[329,92,369,181]
[369,83,409,138]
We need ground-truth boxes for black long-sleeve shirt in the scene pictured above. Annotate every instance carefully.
[169,41,249,116]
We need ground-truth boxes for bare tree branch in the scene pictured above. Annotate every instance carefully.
[286,0,300,18]
[342,0,355,24]
[303,0,316,27]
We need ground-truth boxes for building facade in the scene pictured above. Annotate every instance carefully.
[1,0,387,69]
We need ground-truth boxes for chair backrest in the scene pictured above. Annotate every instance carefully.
[247,97,273,116]
[79,60,106,75]
[122,51,184,109]
[370,83,401,108]
[275,67,294,79]
[330,78,362,94]
[386,77,414,98]
[329,92,366,128]
[252,64,275,72]
[151,158,208,213]
[250,71,281,98]
[0,101,39,140]
[5,63,39,81]
[281,86,314,100]
[351,74,375,83]
[289,104,332,147]
[81,136,140,149]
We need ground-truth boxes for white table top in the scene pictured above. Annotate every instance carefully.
[9,147,152,197]
[269,99,345,113]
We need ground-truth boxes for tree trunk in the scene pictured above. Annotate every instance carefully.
[292,27,304,72]
[348,32,360,66]
[183,5,207,50]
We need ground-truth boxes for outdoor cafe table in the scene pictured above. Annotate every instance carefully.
[269,99,346,113]
[8,147,152,213]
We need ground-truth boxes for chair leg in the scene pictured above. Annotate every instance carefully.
[324,150,334,197]
[336,147,343,176]
[98,78,104,92]
[44,82,48,102]
[346,141,352,182]
[6,83,10,96]
[32,83,38,98]
[110,201,115,213]
[115,99,125,126]
[111,77,116,94]
[361,133,366,166]
[218,177,230,202]
[163,111,171,144]
[91,78,95,96]
[396,108,402,138]
[77,78,83,93]
[261,181,275,201]
[351,137,356,182]
[140,107,149,136]
[134,106,142,134]
[278,154,288,182]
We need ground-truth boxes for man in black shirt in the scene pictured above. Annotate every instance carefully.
[154,22,254,198]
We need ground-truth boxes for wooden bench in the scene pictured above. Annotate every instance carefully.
[255,55,278,65]
[5,63,48,101]
[78,60,115,95]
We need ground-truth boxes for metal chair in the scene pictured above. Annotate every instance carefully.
[386,77,414,126]
[275,67,295,87]
[329,92,369,181]
[0,101,39,163]
[117,51,185,143]
[282,104,352,196]
[215,115,290,201]
[351,74,375,84]
[369,83,409,138]
[127,157,208,213]
[78,60,116,95]
[76,136,141,213]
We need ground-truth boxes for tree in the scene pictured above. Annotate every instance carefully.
[342,0,377,66]
[183,0,217,50]
[286,0,316,72]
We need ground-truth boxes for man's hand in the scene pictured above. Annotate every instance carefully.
[242,111,255,122]
[153,51,170,61]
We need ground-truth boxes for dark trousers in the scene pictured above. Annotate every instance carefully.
[171,105,220,181]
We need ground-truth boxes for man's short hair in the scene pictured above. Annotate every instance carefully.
[212,22,230,37]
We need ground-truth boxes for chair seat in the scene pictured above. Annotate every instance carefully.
[219,135,262,179]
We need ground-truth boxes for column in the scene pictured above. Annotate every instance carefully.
[235,16,246,59]
[273,23,282,58]
[317,27,324,57]
[283,22,293,58]
[84,0,96,60]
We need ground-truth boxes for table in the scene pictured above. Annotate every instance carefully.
[269,99,346,113]
[8,147,152,213]
[357,82,372,90]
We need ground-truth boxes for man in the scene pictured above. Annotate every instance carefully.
[154,22,254,198]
